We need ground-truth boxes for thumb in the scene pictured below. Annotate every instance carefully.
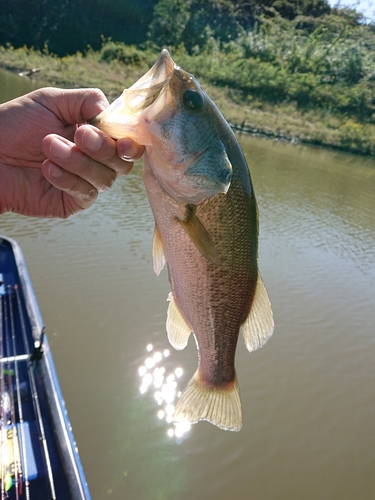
[31,87,109,125]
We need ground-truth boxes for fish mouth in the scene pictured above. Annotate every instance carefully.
[90,49,176,141]
[122,49,176,114]
[128,49,175,98]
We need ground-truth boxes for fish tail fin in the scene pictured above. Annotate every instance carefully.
[173,371,242,431]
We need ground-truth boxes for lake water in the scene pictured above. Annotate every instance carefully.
[1,69,375,500]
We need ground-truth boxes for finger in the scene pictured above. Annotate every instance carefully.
[42,134,117,192]
[74,125,136,176]
[32,87,109,125]
[117,137,145,162]
[41,159,98,211]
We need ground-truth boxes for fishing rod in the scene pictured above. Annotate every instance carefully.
[3,285,21,500]
[14,285,57,500]
[9,286,29,500]
[1,292,5,500]
[0,277,53,500]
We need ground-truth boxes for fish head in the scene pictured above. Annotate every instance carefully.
[91,49,175,145]
[92,50,232,204]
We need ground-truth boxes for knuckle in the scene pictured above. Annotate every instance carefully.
[99,170,117,192]
[68,178,98,203]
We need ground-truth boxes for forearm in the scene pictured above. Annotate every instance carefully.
[0,165,13,215]
[0,98,29,215]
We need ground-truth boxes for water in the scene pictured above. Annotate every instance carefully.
[0,67,42,103]
[1,69,375,499]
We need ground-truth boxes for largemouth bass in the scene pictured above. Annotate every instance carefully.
[92,50,274,431]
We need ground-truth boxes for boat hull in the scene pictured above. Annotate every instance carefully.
[0,235,91,500]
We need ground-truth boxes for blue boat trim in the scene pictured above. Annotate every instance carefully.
[0,235,91,500]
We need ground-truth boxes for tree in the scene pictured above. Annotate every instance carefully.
[0,0,158,55]
[148,0,192,47]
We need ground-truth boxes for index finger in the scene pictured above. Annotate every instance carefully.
[74,125,141,176]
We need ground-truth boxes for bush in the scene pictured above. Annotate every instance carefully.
[339,120,375,154]
[100,41,147,65]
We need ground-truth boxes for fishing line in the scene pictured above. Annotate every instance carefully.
[4,286,20,500]
[15,285,57,500]
[10,286,29,500]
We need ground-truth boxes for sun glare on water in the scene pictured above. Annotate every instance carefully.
[138,343,191,440]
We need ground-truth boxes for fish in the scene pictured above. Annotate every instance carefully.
[92,49,274,431]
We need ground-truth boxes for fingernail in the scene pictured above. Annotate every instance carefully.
[48,162,64,178]
[82,127,103,151]
[50,138,72,159]
[121,143,138,160]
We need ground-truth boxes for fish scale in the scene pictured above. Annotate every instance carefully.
[92,49,274,431]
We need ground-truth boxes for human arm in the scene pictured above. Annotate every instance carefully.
[0,87,144,218]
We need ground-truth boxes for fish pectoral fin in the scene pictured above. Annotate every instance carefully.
[152,223,166,276]
[241,273,274,352]
[173,370,242,432]
[177,209,220,266]
[166,292,192,350]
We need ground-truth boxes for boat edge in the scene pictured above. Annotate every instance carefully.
[0,234,92,500]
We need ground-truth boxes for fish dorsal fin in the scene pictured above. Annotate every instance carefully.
[241,274,274,352]
[152,223,166,276]
[166,292,192,350]
[177,207,220,266]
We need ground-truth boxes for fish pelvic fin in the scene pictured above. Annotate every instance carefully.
[241,273,274,352]
[166,292,192,350]
[177,207,220,266]
[152,223,166,276]
[173,371,242,432]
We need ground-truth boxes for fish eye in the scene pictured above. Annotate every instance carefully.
[182,90,203,112]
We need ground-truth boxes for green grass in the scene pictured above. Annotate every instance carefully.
[1,42,375,156]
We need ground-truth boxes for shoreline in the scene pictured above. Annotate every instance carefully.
[1,47,374,158]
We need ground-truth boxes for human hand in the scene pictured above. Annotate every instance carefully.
[0,87,144,218]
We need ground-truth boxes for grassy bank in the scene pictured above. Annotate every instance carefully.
[1,41,375,156]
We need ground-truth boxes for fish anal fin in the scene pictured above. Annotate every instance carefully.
[241,274,274,352]
[152,223,166,276]
[177,208,219,266]
[173,371,242,432]
[166,292,192,350]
